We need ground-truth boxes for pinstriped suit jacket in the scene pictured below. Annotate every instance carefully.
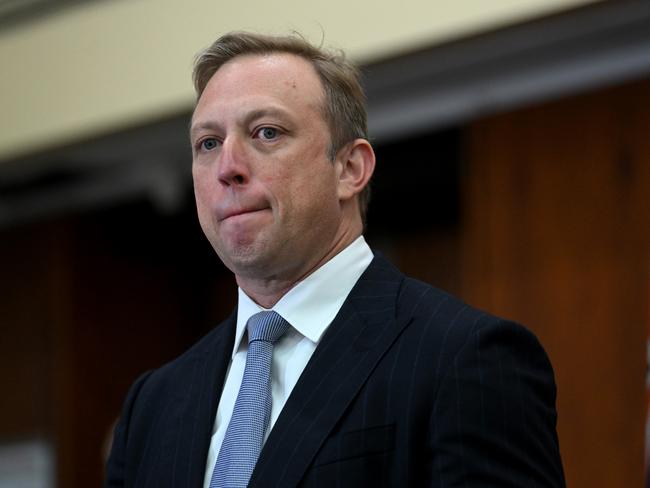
[105,255,565,487]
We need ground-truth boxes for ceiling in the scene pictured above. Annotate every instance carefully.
[1,0,649,229]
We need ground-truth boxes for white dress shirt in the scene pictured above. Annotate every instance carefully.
[202,236,374,487]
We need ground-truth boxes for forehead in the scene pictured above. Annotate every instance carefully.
[193,53,325,123]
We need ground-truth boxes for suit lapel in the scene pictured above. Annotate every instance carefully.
[161,312,236,488]
[249,256,408,487]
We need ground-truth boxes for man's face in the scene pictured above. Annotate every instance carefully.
[191,53,348,285]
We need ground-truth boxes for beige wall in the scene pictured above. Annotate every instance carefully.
[0,0,595,162]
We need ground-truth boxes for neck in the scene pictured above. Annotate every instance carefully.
[236,229,361,309]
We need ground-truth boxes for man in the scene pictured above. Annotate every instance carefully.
[106,32,565,487]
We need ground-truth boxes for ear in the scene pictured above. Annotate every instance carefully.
[336,138,376,202]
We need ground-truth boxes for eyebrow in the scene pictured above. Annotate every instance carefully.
[189,107,292,139]
[243,107,291,125]
[189,120,221,139]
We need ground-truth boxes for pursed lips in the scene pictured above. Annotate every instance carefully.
[218,206,269,222]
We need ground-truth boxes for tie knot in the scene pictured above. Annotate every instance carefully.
[247,311,290,344]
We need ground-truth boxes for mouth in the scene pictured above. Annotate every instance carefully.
[218,206,270,222]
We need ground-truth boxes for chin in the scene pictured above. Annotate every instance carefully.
[220,241,277,276]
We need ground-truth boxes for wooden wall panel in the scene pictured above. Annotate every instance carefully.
[0,222,62,441]
[0,204,236,488]
[53,206,234,488]
[463,80,650,487]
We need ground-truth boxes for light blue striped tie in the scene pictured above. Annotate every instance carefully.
[209,311,290,488]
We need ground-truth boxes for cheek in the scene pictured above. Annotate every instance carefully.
[192,174,216,229]
[193,185,208,218]
[193,168,214,205]
[288,167,339,218]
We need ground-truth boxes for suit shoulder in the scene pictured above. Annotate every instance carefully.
[364,255,514,342]
[397,276,497,328]
[395,276,547,361]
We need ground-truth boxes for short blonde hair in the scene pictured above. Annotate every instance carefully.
[193,31,371,221]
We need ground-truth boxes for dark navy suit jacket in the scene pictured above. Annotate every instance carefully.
[106,255,565,487]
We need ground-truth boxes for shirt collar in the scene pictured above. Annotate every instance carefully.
[232,236,374,359]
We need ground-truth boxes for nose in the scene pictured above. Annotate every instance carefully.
[217,136,250,187]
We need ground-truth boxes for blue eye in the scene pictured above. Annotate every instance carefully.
[257,127,278,140]
[200,138,218,151]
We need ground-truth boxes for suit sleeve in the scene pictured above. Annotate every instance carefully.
[428,319,565,487]
[105,370,153,488]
